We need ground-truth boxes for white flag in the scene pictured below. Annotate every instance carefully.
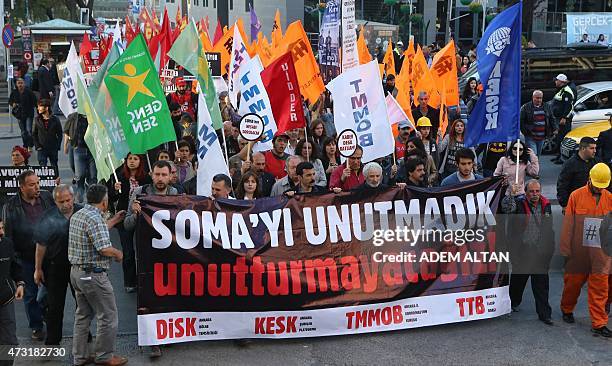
[196,93,230,197]
[228,24,251,108]
[237,56,278,152]
[386,94,414,128]
[326,60,394,162]
[341,0,359,71]
[113,19,122,46]
[58,42,84,118]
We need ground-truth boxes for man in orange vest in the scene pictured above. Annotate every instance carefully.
[560,163,612,337]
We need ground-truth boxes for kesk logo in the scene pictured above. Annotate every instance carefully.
[485,27,511,57]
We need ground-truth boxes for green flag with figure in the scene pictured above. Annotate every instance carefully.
[168,22,223,129]
[77,75,123,182]
[104,34,176,154]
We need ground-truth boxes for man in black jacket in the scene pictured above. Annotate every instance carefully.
[550,74,577,163]
[0,218,25,361]
[33,185,82,345]
[596,114,612,166]
[9,78,37,149]
[33,99,63,169]
[504,180,555,325]
[37,59,54,101]
[1,170,54,341]
[556,137,600,209]
[412,91,440,136]
[520,90,556,157]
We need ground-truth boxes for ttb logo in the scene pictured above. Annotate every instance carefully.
[456,296,485,317]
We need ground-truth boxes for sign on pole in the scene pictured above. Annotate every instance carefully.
[2,24,14,48]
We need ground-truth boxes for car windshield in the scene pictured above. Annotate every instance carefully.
[576,85,594,100]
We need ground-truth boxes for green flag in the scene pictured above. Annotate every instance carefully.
[168,22,223,129]
[104,34,176,154]
[89,44,130,160]
[77,76,122,182]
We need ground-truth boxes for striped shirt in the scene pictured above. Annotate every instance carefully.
[68,204,112,269]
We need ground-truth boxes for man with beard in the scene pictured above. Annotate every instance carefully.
[166,77,197,120]
[330,146,365,191]
[285,162,326,196]
[2,170,54,341]
[405,159,427,187]
[240,152,275,197]
[394,120,412,160]
[123,160,177,357]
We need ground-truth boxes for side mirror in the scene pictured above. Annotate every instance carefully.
[574,103,587,112]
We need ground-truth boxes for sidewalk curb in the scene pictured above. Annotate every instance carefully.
[0,135,19,140]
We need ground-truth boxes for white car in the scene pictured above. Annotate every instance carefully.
[571,82,612,127]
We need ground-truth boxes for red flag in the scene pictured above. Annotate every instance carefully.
[160,8,173,71]
[175,6,182,26]
[125,16,137,45]
[261,52,306,134]
[213,19,223,46]
[79,32,93,58]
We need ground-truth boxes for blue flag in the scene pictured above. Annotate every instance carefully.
[465,2,522,147]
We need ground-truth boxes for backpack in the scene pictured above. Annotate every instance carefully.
[600,214,612,257]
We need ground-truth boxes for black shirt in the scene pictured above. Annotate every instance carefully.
[34,204,83,263]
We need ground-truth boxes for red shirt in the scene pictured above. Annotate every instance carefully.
[329,163,364,191]
[395,137,407,160]
[169,91,196,119]
[264,150,289,179]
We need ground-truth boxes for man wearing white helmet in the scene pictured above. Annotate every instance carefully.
[550,74,577,164]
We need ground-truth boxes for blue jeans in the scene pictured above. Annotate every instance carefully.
[525,137,544,157]
[37,149,59,169]
[16,259,44,331]
[18,117,33,148]
[68,144,75,176]
[73,147,97,202]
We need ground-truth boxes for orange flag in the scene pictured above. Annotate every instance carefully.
[256,34,274,66]
[395,54,415,124]
[213,24,235,78]
[271,9,283,49]
[383,39,395,77]
[430,40,460,107]
[357,26,371,64]
[411,46,440,108]
[439,81,449,136]
[274,20,324,104]
[404,37,416,74]
[200,31,213,52]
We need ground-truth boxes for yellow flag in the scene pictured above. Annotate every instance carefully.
[430,40,460,106]
[274,20,324,104]
[411,46,440,108]
[272,9,283,49]
[357,27,371,64]
[383,39,395,77]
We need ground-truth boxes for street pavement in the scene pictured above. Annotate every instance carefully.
[1,115,610,366]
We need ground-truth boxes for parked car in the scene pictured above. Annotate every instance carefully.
[542,82,612,155]
[560,119,610,161]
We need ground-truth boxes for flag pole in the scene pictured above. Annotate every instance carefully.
[304,126,310,161]
[220,126,235,197]
[107,153,121,193]
[514,138,520,185]
[145,151,152,171]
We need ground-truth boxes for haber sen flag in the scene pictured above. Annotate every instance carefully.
[277,20,325,105]
[104,34,176,154]
[238,56,278,152]
[465,3,521,147]
[59,42,83,118]
[261,52,306,135]
[326,60,394,163]
[411,46,440,108]
[430,40,460,107]
[213,24,235,78]
[228,23,252,108]
[77,75,122,182]
[196,92,230,197]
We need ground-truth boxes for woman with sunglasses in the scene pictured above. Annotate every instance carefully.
[494,140,540,196]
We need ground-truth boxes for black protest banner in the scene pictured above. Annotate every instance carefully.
[0,166,57,202]
[136,177,510,345]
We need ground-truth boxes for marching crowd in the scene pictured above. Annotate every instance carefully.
[1,47,612,366]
